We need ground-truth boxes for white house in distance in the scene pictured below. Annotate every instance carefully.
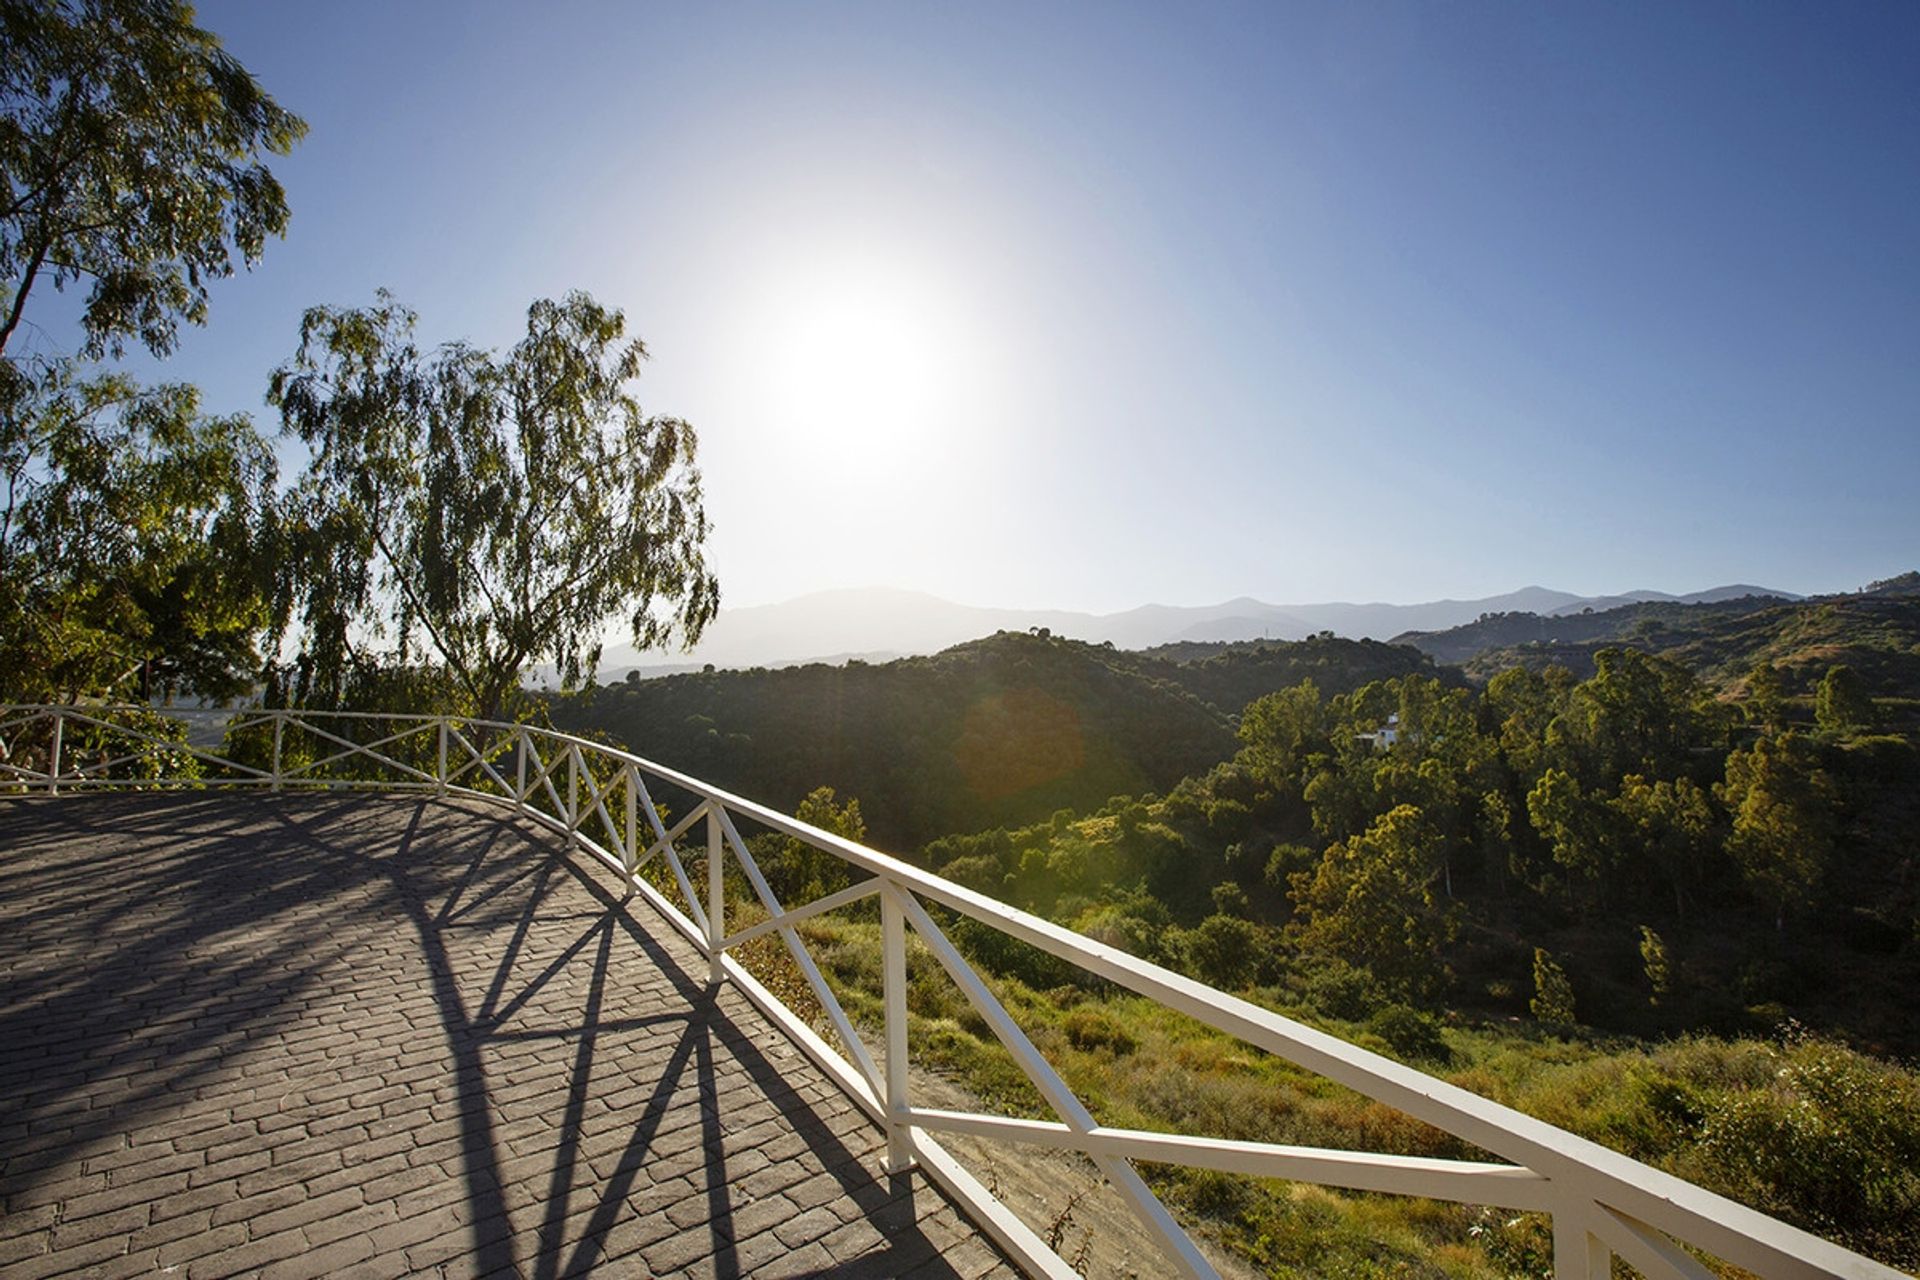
[1358,713,1402,750]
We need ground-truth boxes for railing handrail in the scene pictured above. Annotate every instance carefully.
[0,703,1903,1280]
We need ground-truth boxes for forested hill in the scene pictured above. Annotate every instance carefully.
[1397,580,1920,703]
[1391,595,1787,667]
[1127,633,1446,712]
[550,632,1227,848]
[546,631,1437,849]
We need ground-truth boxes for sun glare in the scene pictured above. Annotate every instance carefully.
[745,250,972,483]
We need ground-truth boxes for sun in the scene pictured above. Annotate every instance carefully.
[747,249,967,480]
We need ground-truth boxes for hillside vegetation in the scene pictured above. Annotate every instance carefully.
[551,632,1229,848]
[1131,633,1450,712]
[574,588,1920,1276]
[1391,596,1786,669]
[550,630,1439,849]
[1398,583,1920,727]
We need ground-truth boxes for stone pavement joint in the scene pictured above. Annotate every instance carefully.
[0,793,1019,1278]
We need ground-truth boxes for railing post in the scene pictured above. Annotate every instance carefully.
[881,881,915,1173]
[436,719,448,794]
[706,805,725,985]
[48,710,63,796]
[622,765,638,892]
[515,728,527,802]
[566,747,579,849]
[270,713,284,792]
[1552,1205,1609,1280]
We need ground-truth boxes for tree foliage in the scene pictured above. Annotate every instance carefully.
[1639,926,1672,1005]
[1237,678,1325,784]
[0,0,299,700]
[558,631,1237,851]
[269,291,719,718]
[1526,766,1615,887]
[556,605,1920,1055]
[1612,774,1716,918]
[761,785,868,907]
[1718,733,1837,930]
[0,364,273,699]
[1550,647,1722,785]
[0,0,305,359]
[1744,661,1787,732]
[1530,947,1576,1026]
[1815,665,1875,739]
[1291,803,1453,994]
[1180,912,1267,989]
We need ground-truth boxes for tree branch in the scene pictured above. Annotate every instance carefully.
[367,522,485,710]
[0,238,53,357]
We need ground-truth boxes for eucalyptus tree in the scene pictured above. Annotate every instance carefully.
[269,291,720,720]
[0,0,305,360]
[1290,802,1454,996]
[1717,732,1836,931]
[0,0,301,700]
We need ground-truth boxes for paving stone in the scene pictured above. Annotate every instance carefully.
[86,1247,166,1280]
[0,793,1014,1279]
[0,1232,49,1267]
[185,1224,309,1278]
[154,1221,248,1268]
[4,1232,130,1279]
[260,1230,377,1280]
[127,1206,214,1252]
[47,1201,149,1249]
[246,1184,366,1238]
[774,1204,847,1249]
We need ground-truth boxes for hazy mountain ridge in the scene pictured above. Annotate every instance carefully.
[599,581,1799,675]
[1540,583,1799,616]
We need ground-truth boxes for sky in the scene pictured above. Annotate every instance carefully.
[38,1,1920,613]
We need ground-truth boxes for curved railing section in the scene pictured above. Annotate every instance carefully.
[0,703,1904,1280]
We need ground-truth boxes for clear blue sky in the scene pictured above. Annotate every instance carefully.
[81,2,1920,611]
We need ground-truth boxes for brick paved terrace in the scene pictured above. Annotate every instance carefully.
[0,793,1018,1279]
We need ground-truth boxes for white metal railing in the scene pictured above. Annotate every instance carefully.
[0,702,1904,1280]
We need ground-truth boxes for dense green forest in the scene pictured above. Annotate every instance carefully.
[557,588,1920,1054]
[917,645,1919,1045]
[572,583,1920,1271]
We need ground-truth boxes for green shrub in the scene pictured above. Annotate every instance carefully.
[1180,1168,1252,1222]
[1210,881,1251,918]
[1070,901,1168,964]
[947,913,1080,990]
[1299,957,1384,1021]
[1262,842,1319,891]
[1062,1008,1137,1056]
[1180,914,1267,990]
[1696,1034,1920,1262]
[1367,1004,1452,1065]
[1639,926,1673,1006]
[1468,1209,1554,1280]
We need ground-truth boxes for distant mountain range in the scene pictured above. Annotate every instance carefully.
[595,582,1801,676]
